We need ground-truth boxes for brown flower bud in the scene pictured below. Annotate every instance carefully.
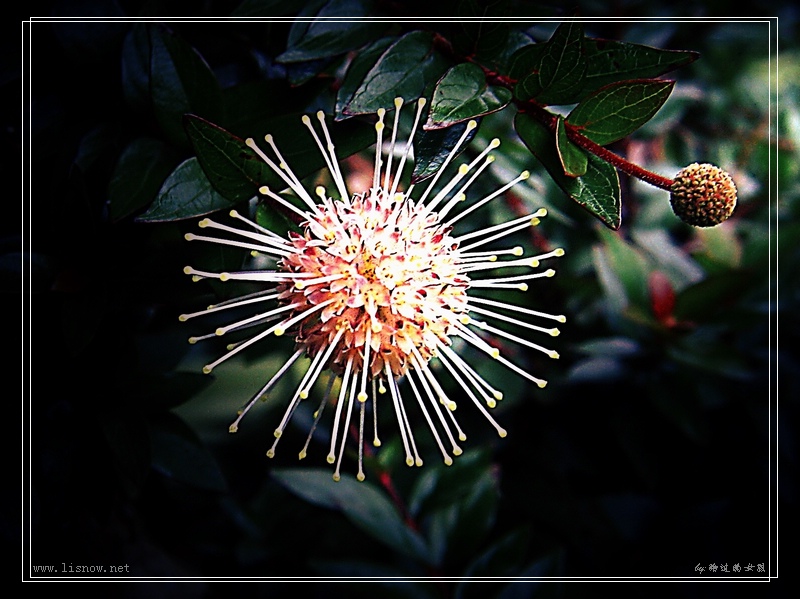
[669,163,737,227]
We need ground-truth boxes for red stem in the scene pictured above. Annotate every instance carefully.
[468,59,676,191]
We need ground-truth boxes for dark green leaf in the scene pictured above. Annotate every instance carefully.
[567,79,674,145]
[272,468,431,563]
[449,5,510,62]
[182,115,271,206]
[108,137,181,222]
[596,225,651,310]
[555,115,587,177]
[411,120,478,184]
[507,42,544,81]
[221,79,322,138]
[149,24,224,147]
[149,413,228,492]
[276,0,388,63]
[137,157,234,222]
[515,112,621,229]
[579,37,698,100]
[256,197,299,236]
[335,36,396,120]
[426,63,512,129]
[182,114,375,213]
[344,30,449,115]
[515,22,586,105]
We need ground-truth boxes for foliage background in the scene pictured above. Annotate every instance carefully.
[16,0,796,596]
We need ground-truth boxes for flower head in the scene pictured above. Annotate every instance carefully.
[670,162,737,227]
[182,98,565,481]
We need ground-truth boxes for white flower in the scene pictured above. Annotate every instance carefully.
[181,98,565,481]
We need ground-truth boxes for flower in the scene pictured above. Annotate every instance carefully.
[670,162,737,227]
[181,98,564,481]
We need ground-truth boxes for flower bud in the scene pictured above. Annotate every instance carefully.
[669,163,737,227]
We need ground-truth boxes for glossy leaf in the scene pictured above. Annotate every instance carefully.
[276,0,387,63]
[426,62,512,129]
[181,114,375,222]
[137,157,234,222]
[335,35,396,120]
[411,120,477,184]
[149,24,224,148]
[555,115,587,177]
[515,112,621,229]
[580,37,698,100]
[567,79,675,146]
[182,115,271,206]
[272,468,431,563]
[108,137,180,222]
[515,21,586,105]
[344,30,449,115]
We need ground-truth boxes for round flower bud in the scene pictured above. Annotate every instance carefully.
[669,163,737,227]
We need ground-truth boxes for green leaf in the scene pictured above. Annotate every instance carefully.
[411,120,477,184]
[182,115,272,205]
[344,30,449,115]
[515,112,621,229]
[335,36,396,120]
[555,115,587,177]
[579,37,698,100]
[596,226,651,310]
[426,63,512,129]
[272,468,431,563]
[182,114,375,213]
[149,414,228,492]
[567,79,675,146]
[276,0,388,63]
[137,157,234,222]
[108,137,180,222]
[149,24,224,148]
[515,22,586,105]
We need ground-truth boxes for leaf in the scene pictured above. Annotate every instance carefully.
[149,24,224,148]
[183,113,375,209]
[276,0,388,63]
[426,62,512,129]
[515,112,621,229]
[149,413,228,492]
[182,115,272,206]
[411,120,478,184]
[567,79,675,146]
[344,30,449,115]
[555,115,587,177]
[108,137,181,222]
[596,225,651,311]
[272,468,431,563]
[579,37,698,100]
[137,157,235,222]
[335,36,396,120]
[515,21,586,105]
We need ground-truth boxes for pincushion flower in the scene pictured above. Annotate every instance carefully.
[181,98,565,481]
